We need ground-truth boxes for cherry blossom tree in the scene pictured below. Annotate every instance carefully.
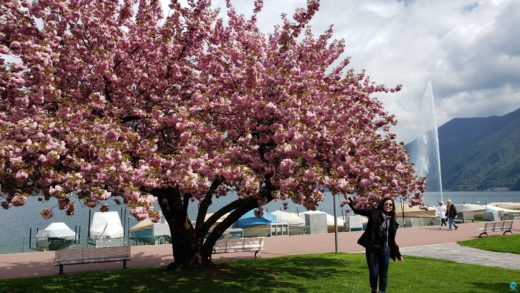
[0,0,425,268]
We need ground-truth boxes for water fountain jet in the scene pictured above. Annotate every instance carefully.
[408,81,444,203]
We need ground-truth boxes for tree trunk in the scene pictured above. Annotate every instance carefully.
[201,197,259,258]
[151,179,274,269]
[152,187,198,270]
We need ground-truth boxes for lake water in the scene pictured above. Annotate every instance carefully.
[1,191,519,253]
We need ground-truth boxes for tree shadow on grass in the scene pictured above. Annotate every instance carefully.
[205,254,366,292]
[464,281,516,293]
[154,255,365,292]
[0,253,366,293]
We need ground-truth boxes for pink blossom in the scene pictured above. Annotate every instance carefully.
[66,203,75,215]
[148,211,161,223]
[273,132,285,144]
[11,195,27,206]
[46,151,60,166]
[130,207,149,221]
[278,159,295,175]
[2,201,13,209]
[40,208,54,219]
[0,45,9,54]
[104,130,120,143]
[99,204,109,212]
[253,208,264,217]
[58,198,70,210]
[9,41,21,51]
[180,131,191,144]
[15,170,28,184]
[253,0,263,13]
[49,185,64,196]
[38,154,47,162]
[92,188,111,200]
[85,199,97,208]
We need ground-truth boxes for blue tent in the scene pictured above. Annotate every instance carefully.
[236,210,278,228]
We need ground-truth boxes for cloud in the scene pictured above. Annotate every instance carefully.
[170,0,520,142]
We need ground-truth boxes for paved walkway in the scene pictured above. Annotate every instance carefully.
[0,219,519,280]
[400,243,520,270]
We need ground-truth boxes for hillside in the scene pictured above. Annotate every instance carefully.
[406,108,520,191]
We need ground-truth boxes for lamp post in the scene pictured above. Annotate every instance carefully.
[333,194,338,253]
[400,198,405,227]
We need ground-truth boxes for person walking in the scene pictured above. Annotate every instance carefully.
[347,197,403,293]
[446,199,458,230]
[437,201,447,229]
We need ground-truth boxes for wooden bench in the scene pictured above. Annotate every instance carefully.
[54,246,131,274]
[212,237,265,258]
[478,220,514,238]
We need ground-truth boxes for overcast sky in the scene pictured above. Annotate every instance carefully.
[188,0,520,143]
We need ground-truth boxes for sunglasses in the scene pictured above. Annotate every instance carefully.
[384,203,393,206]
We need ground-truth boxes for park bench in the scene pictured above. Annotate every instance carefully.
[478,220,514,238]
[54,246,131,274]
[212,237,265,259]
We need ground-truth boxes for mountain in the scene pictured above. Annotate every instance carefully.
[406,108,520,191]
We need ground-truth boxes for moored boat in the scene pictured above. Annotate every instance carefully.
[485,203,520,215]
[487,202,520,211]
[454,203,487,213]
[395,204,437,218]
[36,222,76,251]
[89,211,124,247]
[129,218,171,244]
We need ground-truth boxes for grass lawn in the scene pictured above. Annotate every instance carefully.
[459,233,520,254]
[1,253,519,293]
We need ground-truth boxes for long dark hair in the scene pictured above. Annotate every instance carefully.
[377,197,396,219]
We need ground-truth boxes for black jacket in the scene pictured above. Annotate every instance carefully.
[349,203,401,261]
[446,204,457,218]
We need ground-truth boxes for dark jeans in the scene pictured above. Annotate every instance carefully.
[366,249,390,292]
[448,216,458,229]
[441,218,448,228]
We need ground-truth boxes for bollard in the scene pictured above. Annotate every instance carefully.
[29,227,32,249]
[87,209,92,240]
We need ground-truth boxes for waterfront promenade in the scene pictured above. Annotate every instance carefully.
[1,220,519,280]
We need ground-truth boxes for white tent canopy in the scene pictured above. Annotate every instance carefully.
[204,212,230,223]
[271,210,305,226]
[90,211,124,240]
[37,222,76,240]
[298,210,345,227]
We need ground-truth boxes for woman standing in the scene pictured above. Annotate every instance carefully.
[348,197,403,293]
[445,199,458,230]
